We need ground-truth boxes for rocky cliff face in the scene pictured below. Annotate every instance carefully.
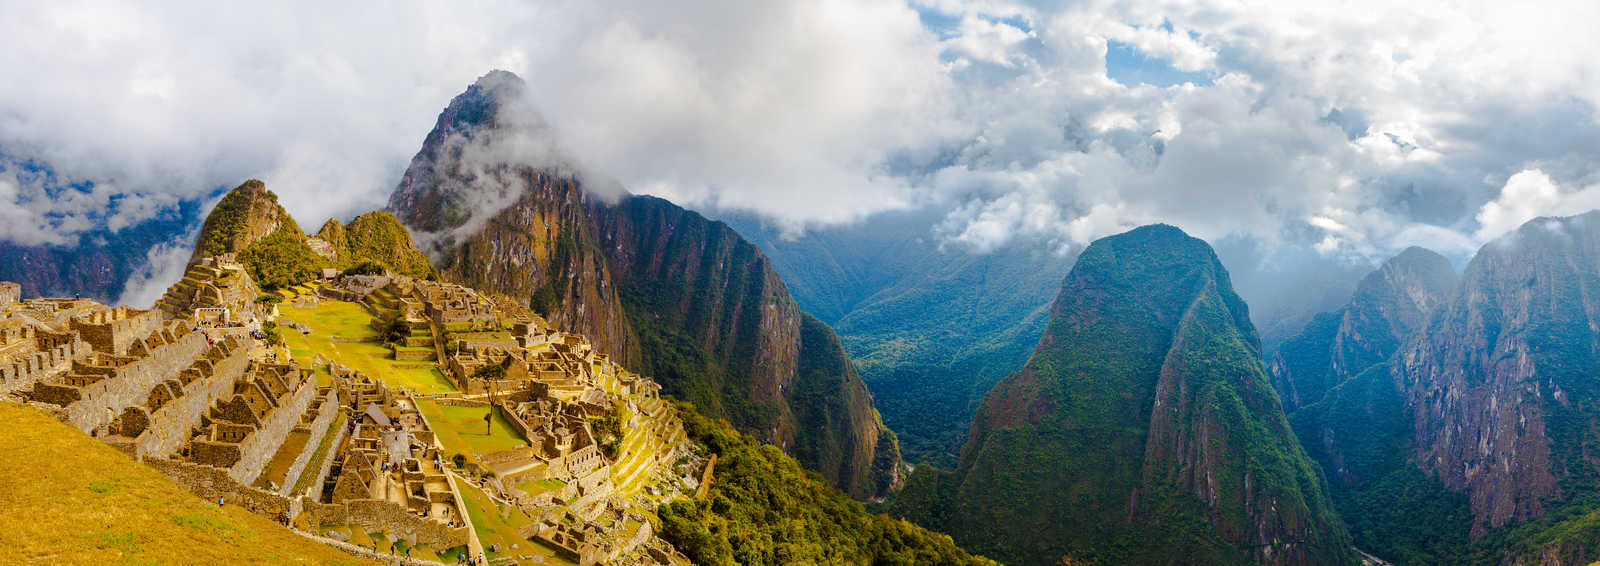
[386,70,901,498]
[923,224,1353,566]
[1270,212,1600,564]
[1397,212,1600,537]
[1265,248,1467,562]
[1269,247,1457,413]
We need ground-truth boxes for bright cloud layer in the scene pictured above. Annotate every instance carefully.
[1,0,1598,263]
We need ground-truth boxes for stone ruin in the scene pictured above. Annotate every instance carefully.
[0,273,699,564]
[155,257,261,323]
[0,281,19,306]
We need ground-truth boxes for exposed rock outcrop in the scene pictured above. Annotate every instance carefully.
[1396,212,1600,536]
[1269,247,1457,413]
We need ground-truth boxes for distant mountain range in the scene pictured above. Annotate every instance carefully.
[718,209,1074,468]
[17,68,1600,566]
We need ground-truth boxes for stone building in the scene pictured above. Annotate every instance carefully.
[0,281,19,306]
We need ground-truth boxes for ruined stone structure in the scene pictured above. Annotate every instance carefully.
[0,281,19,306]
[115,335,253,458]
[3,272,696,563]
[155,257,259,323]
[186,363,320,485]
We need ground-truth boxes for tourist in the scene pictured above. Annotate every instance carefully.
[217,495,224,507]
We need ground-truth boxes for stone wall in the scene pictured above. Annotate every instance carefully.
[70,307,163,355]
[278,389,340,496]
[135,340,251,457]
[60,330,207,433]
[346,499,470,548]
[0,339,81,395]
[231,376,319,485]
[435,397,489,408]
[146,457,296,518]
[393,348,434,362]
[296,417,350,499]
[303,498,469,549]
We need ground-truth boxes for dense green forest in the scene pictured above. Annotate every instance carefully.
[661,401,993,566]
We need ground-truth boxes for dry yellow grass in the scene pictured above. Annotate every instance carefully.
[0,401,375,566]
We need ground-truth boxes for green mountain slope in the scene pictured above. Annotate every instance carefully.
[897,224,1355,566]
[190,180,435,292]
[1264,247,1467,563]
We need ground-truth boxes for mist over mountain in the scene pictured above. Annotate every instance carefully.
[0,154,209,306]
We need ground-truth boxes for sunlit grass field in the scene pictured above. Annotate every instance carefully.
[417,400,529,458]
[0,402,373,565]
[281,300,457,394]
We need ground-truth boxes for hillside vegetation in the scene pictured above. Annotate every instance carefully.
[193,180,436,292]
[0,402,371,565]
[661,401,995,566]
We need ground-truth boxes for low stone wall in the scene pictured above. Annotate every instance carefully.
[305,499,469,549]
[347,499,469,548]
[61,331,207,433]
[135,341,250,457]
[394,348,434,362]
[278,389,340,496]
[146,457,296,519]
[495,400,532,440]
[292,529,448,566]
[232,377,320,485]
[330,336,380,344]
[435,397,488,408]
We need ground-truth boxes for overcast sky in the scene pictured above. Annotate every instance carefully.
[3,0,1599,263]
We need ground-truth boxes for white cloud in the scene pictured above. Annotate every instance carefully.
[1475,169,1600,242]
[1,0,1599,272]
[115,235,194,308]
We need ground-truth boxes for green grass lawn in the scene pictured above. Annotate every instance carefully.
[281,300,457,394]
[515,477,565,496]
[418,400,529,457]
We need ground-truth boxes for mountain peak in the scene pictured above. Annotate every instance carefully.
[386,69,564,235]
[934,224,1353,565]
[192,179,300,263]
